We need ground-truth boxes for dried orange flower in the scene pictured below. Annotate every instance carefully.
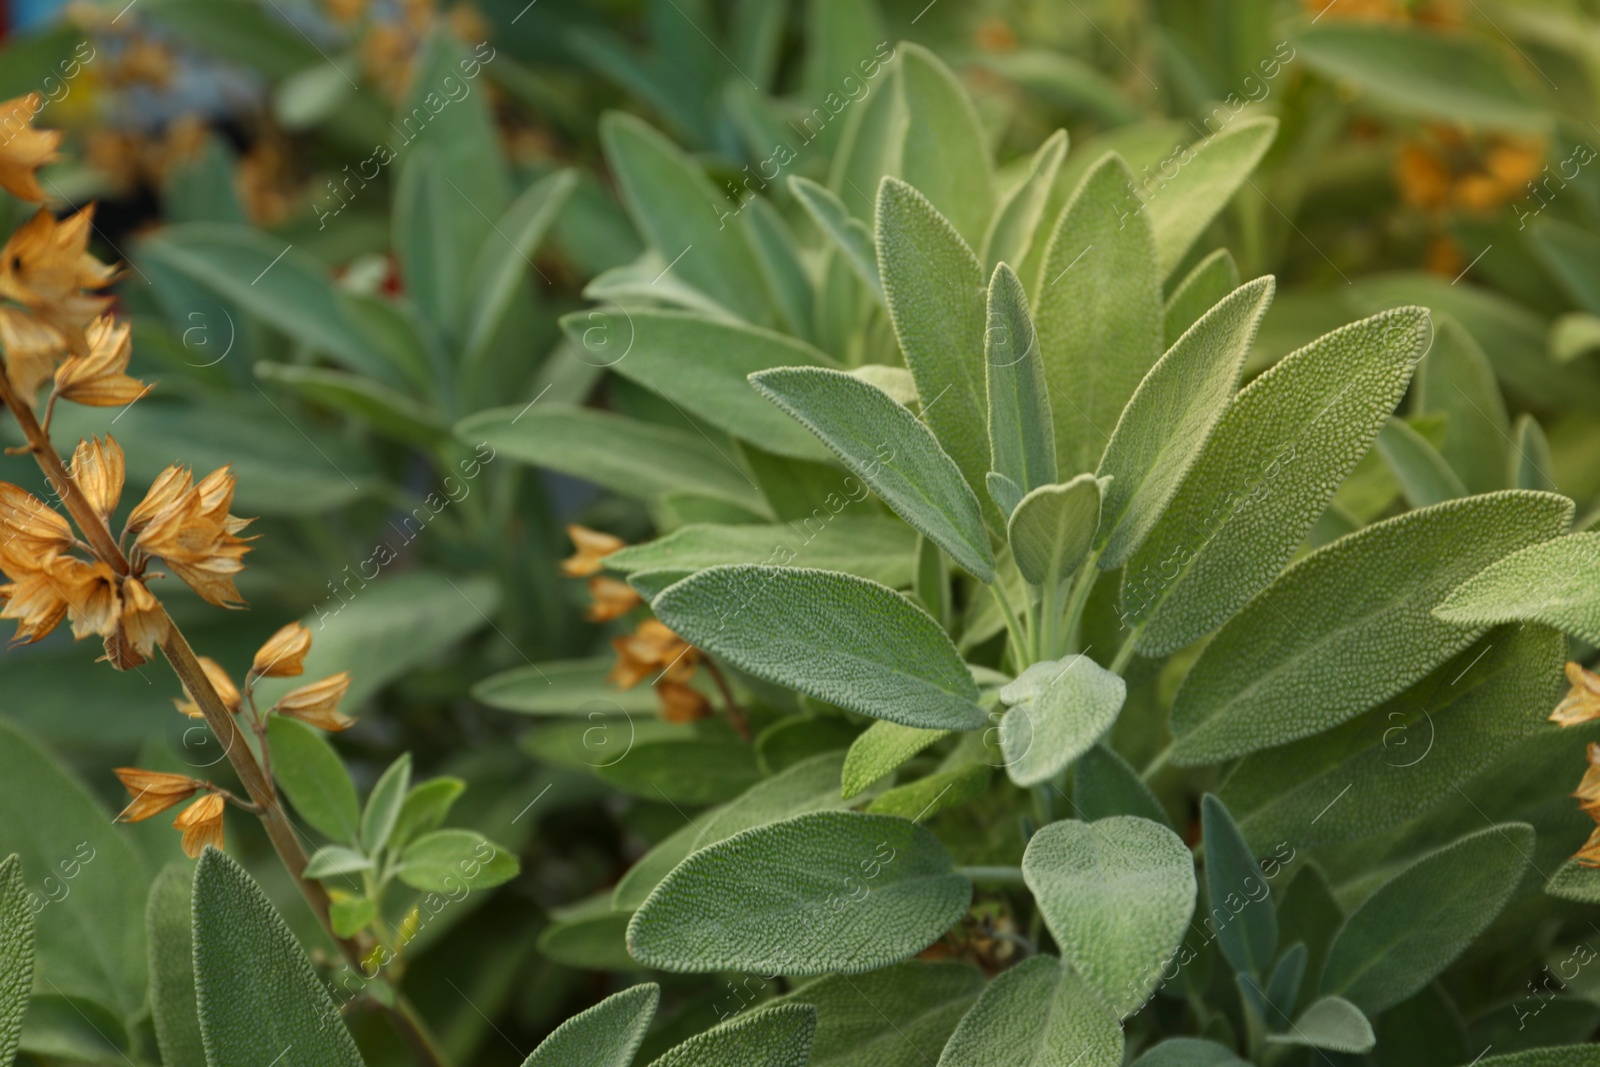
[1576,826,1600,869]
[274,671,354,731]
[70,435,124,523]
[252,621,312,679]
[0,482,75,560]
[54,317,149,407]
[0,94,61,203]
[118,577,167,659]
[1551,662,1600,727]
[113,767,199,822]
[63,557,119,639]
[562,524,626,577]
[0,555,75,643]
[658,678,712,723]
[173,792,225,858]
[174,656,242,719]
[1573,743,1600,815]
[134,465,254,608]
[586,576,643,622]
[126,464,190,536]
[0,206,118,369]
[609,619,698,689]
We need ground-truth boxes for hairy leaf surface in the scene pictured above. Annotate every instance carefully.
[1434,533,1600,645]
[935,955,1122,1066]
[999,655,1125,786]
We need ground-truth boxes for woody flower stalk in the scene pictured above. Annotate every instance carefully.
[0,101,448,1067]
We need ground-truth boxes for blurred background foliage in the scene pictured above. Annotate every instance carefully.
[7,0,1600,1061]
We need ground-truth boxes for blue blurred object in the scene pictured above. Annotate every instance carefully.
[12,0,70,33]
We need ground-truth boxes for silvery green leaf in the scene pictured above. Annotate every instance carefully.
[458,404,767,514]
[303,846,372,879]
[867,763,990,822]
[1553,312,1600,363]
[935,955,1122,1066]
[398,830,518,893]
[1072,744,1171,829]
[986,471,1024,518]
[1034,153,1163,475]
[781,961,984,1067]
[192,849,366,1067]
[268,715,361,844]
[1201,795,1278,977]
[1320,823,1534,1014]
[522,983,658,1067]
[628,811,970,975]
[984,129,1068,272]
[390,777,465,853]
[1264,943,1307,1024]
[1546,859,1600,906]
[1164,250,1240,348]
[790,176,882,298]
[1131,1038,1251,1066]
[1097,277,1274,567]
[1435,533,1600,644]
[1124,306,1429,657]
[1022,817,1196,1017]
[1264,996,1374,1053]
[1511,414,1558,493]
[897,44,996,248]
[1475,1049,1600,1066]
[849,365,919,406]
[570,310,837,462]
[473,657,682,716]
[1008,475,1101,588]
[613,751,861,910]
[985,263,1057,501]
[600,112,775,325]
[876,178,993,509]
[0,721,147,1017]
[645,1004,816,1067]
[1141,118,1277,277]
[1221,625,1564,850]
[1413,316,1508,494]
[606,519,918,590]
[461,169,577,368]
[842,721,952,799]
[751,367,994,579]
[147,864,203,1067]
[742,196,815,342]
[1376,417,1466,507]
[537,898,635,971]
[0,854,32,1065]
[998,656,1126,787]
[654,566,986,730]
[1170,492,1572,764]
[360,753,411,854]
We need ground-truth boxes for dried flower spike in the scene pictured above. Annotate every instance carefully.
[70,435,124,522]
[0,206,119,397]
[609,619,698,689]
[174,657,242,719]
[274,671,354,731]
[562,523,625,577]
[113,767,199,822]
[252,621,312,679]
[134,464,254,608]
[173,792,225,858]
[54,317,149,407]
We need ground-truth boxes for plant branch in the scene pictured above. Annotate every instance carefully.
[0,364,450,1067]
[703,657,751,742]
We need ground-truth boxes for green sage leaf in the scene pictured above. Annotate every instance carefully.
[998,655,1126,787]
[985,262,1057,507]
[1434,533,1600,645]
[935,955,1122,1066]
[645,1004,816,1067]
[522,983,658,1067]
[1264,996,1375,1053]
[1008,475,1102,588]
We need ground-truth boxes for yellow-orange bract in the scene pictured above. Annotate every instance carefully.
[0,94,62,203]
[133,464,254,608]
[54,316,149,407]
[173,793,225,858]
[0,206,118,397]
[113,767,200,822]
[585,575,642,622]
[561,523,625,577]
[252,620,313,678]
[275,670,355,731]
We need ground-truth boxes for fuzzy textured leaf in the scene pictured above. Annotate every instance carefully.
[1320,823,1534,1014]
[1097,277,1273,566]
[645,1004,816,1067]
[1170,492,1572,764]
[985,263,1057,504]
[522,983,658,1067]
[876,179,992,508]
[1164,250,1240,348]
[1201,795,1278,977]
[1376,417,1466,507]
[791,176,882,297]
[0,854,32,1066]
[192,849,365,1067]
[783,961,984,1067]
[842,721,951,798]
[575,311,836,462]
[935,955,1122,1066]
[1034,153,1163,475]
[1413,316,1508,494]
[628,811,970,975]
[1142,119,1277,277]
[998,655,1126,786]
[607,519,918,589]
[654,566,985,730]
[1008,476,1101,588]
[1265,996,1375,1053]
[147,864,203,1067]
[1124,306,1429,656]
[985,130,1068,272]
[1434,533,1600,645]
[1023,817,1196,1016]
[751,368,994,579]
[896,44,995,248]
